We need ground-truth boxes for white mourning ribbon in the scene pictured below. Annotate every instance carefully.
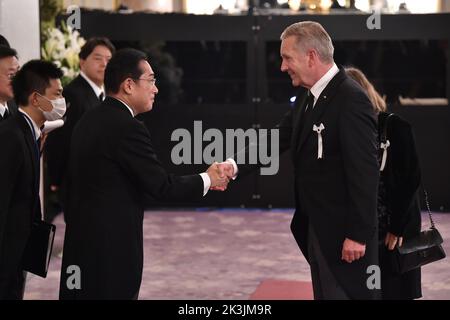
[379,140,390,171]
[312,123,325,159]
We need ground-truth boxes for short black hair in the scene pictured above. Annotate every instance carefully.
[12,60,63,106]
[0,46,17,60]
[0,34,10,47]
[79,37,116,60]
[104,48,147,94]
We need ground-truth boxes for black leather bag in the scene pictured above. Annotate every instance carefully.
[392,191,446,274]
[21,219,56,278]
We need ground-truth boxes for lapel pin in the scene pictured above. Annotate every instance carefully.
[380,140,390,171]
[312,123,325,159]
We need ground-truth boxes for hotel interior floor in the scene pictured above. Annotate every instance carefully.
[24,209,450,300]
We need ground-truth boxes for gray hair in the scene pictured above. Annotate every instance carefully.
[280,21,334,63]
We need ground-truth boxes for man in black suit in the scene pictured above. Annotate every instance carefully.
[45,38,115,222]
[59,48,229,300]
[0,46,19,122]
[0,60,64,299]
[218,21,380,299]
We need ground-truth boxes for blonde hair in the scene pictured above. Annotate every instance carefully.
[280,21,334,64]
[345,67,387,113]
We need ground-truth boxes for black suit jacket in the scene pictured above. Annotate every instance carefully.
[0,100,18,123]
[238,68,380,299]
[378,113,421,238]
[7,100,18,117]
[45,75,101,187]
[0,114,40,297]
[59,97,204,299]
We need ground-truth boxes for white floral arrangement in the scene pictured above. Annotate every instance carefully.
[41,22,86,86]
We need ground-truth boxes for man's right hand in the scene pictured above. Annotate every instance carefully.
[210,162,235,191]
[341,238,366,263]
[206,162,230,190]
[50,185,59,192]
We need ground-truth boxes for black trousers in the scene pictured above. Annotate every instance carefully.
[0,270,27,300]
[308,225,349,300]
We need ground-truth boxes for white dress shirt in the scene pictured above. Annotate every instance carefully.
[228,63,340,177]
[80,71,105,101]
[0,101,9,118]
[309,63,339,108]
[111,97,211,196]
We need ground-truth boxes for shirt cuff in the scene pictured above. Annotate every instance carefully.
[225,158,238,179]
[199,173,211,196]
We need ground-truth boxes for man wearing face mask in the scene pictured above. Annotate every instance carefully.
[0,60,64,299]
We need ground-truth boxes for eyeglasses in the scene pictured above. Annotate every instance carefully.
[134,77,157,86]
[1,73,15,81]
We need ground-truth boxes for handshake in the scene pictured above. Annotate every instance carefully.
[206,161,235,191]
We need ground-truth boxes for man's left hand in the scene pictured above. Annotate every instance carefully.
[341,238,366,263]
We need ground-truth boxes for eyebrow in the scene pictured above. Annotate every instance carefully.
[93,53,111,58]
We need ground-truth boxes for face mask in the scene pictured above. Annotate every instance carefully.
[37,93,67,121]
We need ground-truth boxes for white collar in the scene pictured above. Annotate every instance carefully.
[112,97,135,117]
[310,63,339,104]
[80,71,104,99]
[0,101,9,117]
[18,108,41,141]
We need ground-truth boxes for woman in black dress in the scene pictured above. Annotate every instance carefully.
[346,67,422,299]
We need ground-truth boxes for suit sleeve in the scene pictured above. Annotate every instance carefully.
[45,89,84,186]
[339,89,379,244]
[0,132,23,260]
[388,118,421,236]
[116,121,204,202]
[234,107,293,177]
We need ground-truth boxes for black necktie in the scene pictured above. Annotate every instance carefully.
[99,92,104,101]
[298,91,315,134]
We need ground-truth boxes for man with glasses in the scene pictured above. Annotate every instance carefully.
[59,48,229,300]
[0,46,19,123]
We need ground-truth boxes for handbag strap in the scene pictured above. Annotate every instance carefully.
[422,188,436,229]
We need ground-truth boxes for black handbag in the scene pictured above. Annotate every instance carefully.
[21,219,56,278]
[392,190,446,274]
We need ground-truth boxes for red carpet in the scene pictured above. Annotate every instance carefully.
[249,279,314,300]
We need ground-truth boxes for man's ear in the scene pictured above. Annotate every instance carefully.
[31,92,51,111]
[79,58,86,71]
[122,78,134,95]
[29,92,40,107]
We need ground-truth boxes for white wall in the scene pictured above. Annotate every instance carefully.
[0,0,40,63]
